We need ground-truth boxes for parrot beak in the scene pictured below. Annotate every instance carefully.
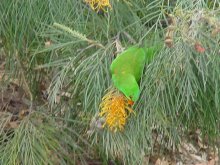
[128,99,134,106]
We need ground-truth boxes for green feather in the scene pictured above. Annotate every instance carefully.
[110,46,146,81]
[110,45,160,102]
[112,74,140,102]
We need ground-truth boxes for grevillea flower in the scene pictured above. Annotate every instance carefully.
[85,0,112,12]
[99,88,134,132]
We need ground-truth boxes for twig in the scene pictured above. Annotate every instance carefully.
[15,51,33,109]
[122,31,136,44]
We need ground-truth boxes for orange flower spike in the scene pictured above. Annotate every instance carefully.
[99,88,135,132]
[85,0,112,12]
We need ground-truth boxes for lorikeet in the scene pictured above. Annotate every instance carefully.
[110,45,159,103]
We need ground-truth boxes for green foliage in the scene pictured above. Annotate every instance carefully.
[0,111,89,165]
[0,0,220,164]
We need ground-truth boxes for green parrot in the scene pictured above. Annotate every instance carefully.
[110,45,159,102]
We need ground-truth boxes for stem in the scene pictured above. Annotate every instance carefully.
[15,51,33,109]
[53,22,105,49]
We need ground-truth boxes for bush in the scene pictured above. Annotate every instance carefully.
[0,0,220,164]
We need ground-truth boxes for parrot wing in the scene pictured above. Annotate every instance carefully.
[110,46,146,81]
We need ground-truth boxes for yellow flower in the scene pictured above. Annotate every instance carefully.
[85,0,112,12]
[99,88,134,132]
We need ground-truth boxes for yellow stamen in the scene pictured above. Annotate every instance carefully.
[99,88,134,132]
[85,0,112,12]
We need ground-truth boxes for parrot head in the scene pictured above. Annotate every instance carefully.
[112,74,140,102]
